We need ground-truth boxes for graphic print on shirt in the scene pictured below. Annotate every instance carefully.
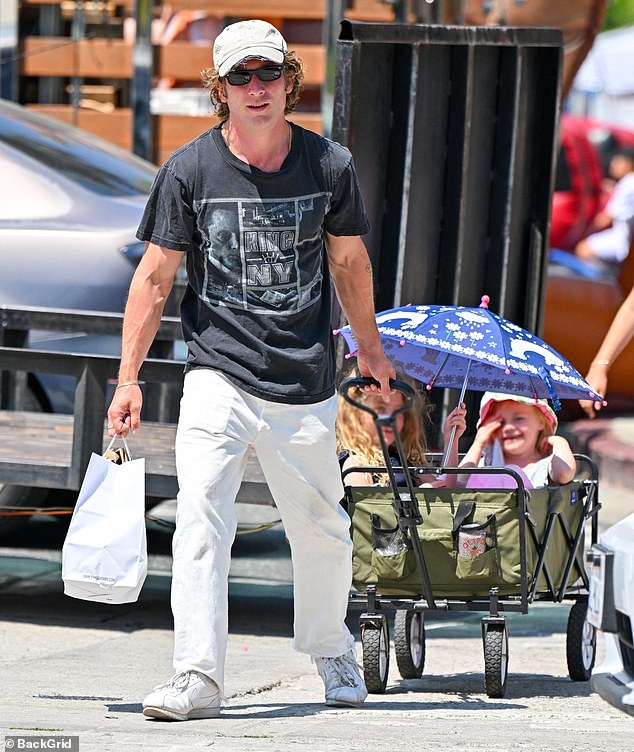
[196,193,330,314]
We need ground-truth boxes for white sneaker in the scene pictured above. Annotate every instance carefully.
[142,671,221,720]
[314,648,368,707]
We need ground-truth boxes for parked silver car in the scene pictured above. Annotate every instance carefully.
[0,98,156,520]
[0,98,155,310]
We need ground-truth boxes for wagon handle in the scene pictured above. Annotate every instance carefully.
[339,377,415,418]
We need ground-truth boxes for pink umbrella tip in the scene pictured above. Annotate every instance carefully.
[332,329,339,335]
[399,340,406,346]
[345,352,357,360]
[479,295,490,309]
[602,399,608,406]
[426,383,432,390]
[505,368,511,375]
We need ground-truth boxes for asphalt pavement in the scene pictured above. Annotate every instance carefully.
[1,417,634,751]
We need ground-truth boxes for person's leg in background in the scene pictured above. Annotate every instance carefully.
[575,224,630,264]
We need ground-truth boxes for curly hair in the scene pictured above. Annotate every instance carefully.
[336,369,432,469]
[201,50,304,121]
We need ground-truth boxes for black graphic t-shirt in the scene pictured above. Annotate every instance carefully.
[137,123,370,404]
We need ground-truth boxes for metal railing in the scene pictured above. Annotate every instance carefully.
[0,304,186,498]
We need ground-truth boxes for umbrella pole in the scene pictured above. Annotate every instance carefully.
[441,360,471,469]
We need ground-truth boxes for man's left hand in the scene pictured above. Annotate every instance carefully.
[356,349,395,396]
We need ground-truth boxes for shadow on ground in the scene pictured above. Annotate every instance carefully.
[0,513,295,636]
[0,512,579,648]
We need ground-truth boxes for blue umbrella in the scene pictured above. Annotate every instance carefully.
[336,296,604,465]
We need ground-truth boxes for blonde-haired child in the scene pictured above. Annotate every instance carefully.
[459,392,576,488]
[336,370,466,487]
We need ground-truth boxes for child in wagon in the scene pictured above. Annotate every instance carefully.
[336,369,467,488]
[458,391,576,489]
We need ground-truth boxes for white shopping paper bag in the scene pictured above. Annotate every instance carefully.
[62,437,147,604]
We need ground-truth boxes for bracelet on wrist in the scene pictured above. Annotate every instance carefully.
[115,381,139,390]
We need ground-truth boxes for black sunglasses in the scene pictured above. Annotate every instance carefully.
[224,65,284,87]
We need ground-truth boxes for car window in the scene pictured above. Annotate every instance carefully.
[0,108,156,197]
[0,159,72,219]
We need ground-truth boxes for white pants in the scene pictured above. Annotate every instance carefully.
[171,368,354,693]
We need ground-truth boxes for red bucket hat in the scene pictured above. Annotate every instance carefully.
[478,392,558,432]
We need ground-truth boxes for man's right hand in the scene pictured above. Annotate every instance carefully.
[107,383,142,437]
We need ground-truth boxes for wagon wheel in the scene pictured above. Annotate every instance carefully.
[483,624,509,698]
[566,599,596,681]
[394,609,425,679]
[361,619,390,694]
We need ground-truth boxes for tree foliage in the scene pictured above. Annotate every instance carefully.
[602,0,634,31]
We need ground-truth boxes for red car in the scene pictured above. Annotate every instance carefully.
[550,114,634,251]
[544,115,634,414]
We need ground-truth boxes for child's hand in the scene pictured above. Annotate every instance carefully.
[443,404,467,442]
[464,416,504,453]
[474,417,503,448]
[459,416,503,472]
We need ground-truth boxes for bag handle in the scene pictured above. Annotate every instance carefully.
[104,433,132,463]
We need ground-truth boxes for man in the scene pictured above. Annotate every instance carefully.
[107,19,394,720]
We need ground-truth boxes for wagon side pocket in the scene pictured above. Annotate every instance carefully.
[454,514,499,580]
[370,514,414,579]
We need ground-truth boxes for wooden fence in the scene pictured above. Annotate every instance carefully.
[0,305,272,503]
[18,0,394,163]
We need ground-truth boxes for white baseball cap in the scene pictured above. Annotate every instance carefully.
[213,20,288,78]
